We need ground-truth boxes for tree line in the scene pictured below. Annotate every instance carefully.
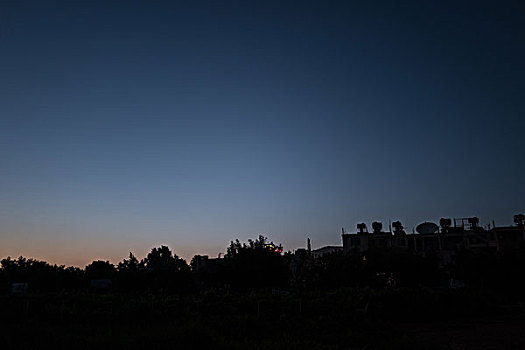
[2,235,525,301]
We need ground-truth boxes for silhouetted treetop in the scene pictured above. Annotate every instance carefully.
[1,256,52,271]
[85,260,115,279]
[143,245,189,273]
[226,235,282,258]
[223,235,288,289]
[118,252,141,272]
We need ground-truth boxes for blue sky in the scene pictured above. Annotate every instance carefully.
[1,1,524,266]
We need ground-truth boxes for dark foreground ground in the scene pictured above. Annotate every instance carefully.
[1,289,524,349]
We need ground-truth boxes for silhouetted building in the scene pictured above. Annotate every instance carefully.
[311,246,343,258]
[191,255,223,274]
[342,215,525,261]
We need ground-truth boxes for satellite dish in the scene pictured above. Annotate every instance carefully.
[416,222,439,234]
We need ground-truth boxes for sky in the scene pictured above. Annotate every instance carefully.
[1,0,524,267]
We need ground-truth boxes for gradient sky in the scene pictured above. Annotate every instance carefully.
[1,1,524,267]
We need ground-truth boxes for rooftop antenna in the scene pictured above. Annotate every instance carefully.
[514,214,525,227]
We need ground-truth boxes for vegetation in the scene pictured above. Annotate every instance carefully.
[2,236,525,349]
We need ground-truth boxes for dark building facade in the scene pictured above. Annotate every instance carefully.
[342,215,525,261]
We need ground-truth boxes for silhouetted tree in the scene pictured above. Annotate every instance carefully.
[0,256,84,292]
[223,235,288,290]
[85,260,115,279]
[114,252,145,291]
[143,245,188,273]
[140,246,191,292]
[118,252,141,272]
